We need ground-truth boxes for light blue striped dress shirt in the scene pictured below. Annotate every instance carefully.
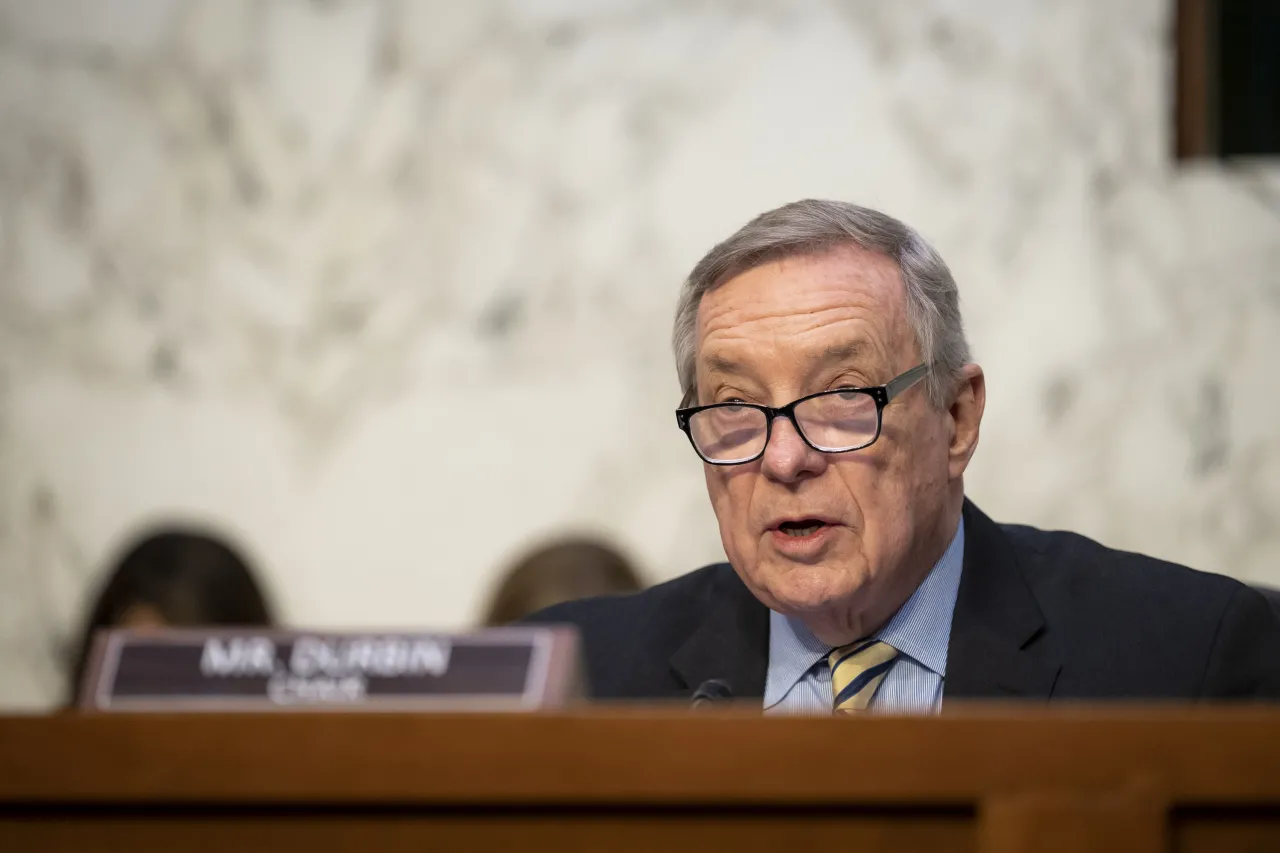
[764,518,965,715]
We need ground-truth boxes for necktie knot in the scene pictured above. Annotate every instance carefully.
[828,639,899,713]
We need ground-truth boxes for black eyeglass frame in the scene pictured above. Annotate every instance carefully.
[674,363,928,466]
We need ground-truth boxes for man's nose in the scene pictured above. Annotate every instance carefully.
[760,416,825,483]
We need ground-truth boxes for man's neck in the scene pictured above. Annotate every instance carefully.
[800,498,964,647]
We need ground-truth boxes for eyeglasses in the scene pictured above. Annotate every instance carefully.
[675,364,928,465]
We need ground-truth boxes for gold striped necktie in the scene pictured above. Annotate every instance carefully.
[828,639,900,714]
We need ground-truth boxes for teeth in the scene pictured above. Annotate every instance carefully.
[782,525,821,537]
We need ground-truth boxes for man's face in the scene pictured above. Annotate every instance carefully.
[694,247,963,639]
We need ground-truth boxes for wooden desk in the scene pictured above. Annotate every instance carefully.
[2,707,1279,852]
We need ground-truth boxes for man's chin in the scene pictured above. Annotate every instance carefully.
[753,563,863,615]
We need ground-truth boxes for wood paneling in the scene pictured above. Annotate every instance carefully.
[1175,0,1214,158]
[0,812,974,853]
[2,707,1279,852]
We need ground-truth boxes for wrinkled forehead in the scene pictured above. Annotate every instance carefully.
[694,247,916,376]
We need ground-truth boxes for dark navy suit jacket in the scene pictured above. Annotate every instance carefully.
[527,501,1280,702]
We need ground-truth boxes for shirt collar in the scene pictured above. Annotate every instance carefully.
[763,517,966,708]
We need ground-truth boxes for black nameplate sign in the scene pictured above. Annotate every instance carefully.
[80,627,581,712]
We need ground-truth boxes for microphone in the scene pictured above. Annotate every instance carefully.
[690,678,733,708]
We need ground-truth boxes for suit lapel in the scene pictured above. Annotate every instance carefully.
[945,501,1062,700]
[669,566,770,699]
[666,502,1060,703]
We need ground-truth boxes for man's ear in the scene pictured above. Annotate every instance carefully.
[948,364,985,479]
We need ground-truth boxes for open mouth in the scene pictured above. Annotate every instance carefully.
[776,519,829,538]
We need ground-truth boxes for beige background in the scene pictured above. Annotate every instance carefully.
[2,0,1279,708]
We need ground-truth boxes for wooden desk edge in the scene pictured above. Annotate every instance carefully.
[3,705,1280,805]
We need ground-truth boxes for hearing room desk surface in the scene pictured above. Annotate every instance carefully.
[3,707,1280,853]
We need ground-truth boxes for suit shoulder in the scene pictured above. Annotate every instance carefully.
[1002,521,1244,605]
[522,562,734,633]
[520,563,738,699]
[997,520,1280,697]
[1001,521,1252,676]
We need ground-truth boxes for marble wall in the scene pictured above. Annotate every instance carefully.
[2,0,1278,708]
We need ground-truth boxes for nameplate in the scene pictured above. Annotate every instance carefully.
[80,627,581,712]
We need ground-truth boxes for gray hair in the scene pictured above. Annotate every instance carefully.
[672,199,970,409]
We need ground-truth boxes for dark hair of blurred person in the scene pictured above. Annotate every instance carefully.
[483,537,644,626]
[68,527,274,703]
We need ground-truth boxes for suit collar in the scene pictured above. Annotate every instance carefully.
[669,565,770,700]
[944,500,1061,699]
[667,500,1061,703]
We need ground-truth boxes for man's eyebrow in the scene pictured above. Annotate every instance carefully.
[809,341,865,365]
[702,342,865,375]
[703,353,743,375]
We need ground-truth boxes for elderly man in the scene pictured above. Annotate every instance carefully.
[530,199,1280,710]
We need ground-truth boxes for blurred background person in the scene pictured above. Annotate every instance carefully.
[482,537,644,626]
[67,527,275,704]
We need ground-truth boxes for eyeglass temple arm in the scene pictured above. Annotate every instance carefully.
[885,364,928,402]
